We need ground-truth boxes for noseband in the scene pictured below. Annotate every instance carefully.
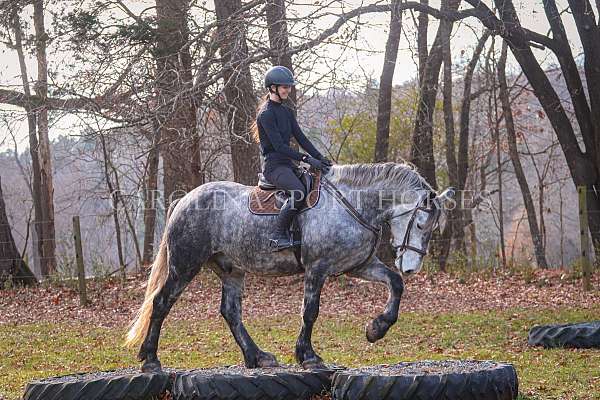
[385,193,441,257]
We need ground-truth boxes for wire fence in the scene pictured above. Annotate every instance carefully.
[2,187,598,285]
[3,210,163,281]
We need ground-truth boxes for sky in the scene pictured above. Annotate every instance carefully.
[0,0,593,152]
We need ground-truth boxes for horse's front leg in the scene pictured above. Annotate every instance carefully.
[295,264,328,369]
[348,257,404,343]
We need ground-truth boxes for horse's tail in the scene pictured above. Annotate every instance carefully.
[124,199,179,349]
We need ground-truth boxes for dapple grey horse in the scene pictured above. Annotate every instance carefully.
[124,161,454,372]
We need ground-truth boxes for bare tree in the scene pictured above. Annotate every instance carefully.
[498,40,548,268]
[437,11,460,271]
[417,0,429,86]
[32,0,56,277]
[266,0,297,108]
[4,2,57,277]
[409,0,461,190]
[487,40,507,269]
[215,0,261,186]
[374,0,403,163]
[265,0,301,157]
[463,0,600,250]
[99,133,126,280]
[454,30,490,255]
[0,174,37,286]
[142,123,160,266]
[154,0,203,206]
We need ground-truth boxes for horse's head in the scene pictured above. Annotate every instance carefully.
[385,187,455,275]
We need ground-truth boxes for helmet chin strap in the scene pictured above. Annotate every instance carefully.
[269,84,297,109]
[269,84,283,102]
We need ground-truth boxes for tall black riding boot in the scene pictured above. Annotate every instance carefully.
[269,196,302,252]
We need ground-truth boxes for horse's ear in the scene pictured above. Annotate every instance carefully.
[437,187,455,199]
[436,187,456,209]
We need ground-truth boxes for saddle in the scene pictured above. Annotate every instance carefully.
[248,166,322,215]
[248,167,322,265]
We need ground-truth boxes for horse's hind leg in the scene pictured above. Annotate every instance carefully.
[138,262,199,372]
[211,257,279,368]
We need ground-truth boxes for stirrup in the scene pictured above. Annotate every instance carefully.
[269,237,295,252]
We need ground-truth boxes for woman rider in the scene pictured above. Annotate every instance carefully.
[250,65,333,252]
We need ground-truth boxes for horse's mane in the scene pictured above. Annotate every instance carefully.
[327,161,432,192]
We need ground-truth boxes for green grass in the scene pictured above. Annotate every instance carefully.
[1,306,600,399]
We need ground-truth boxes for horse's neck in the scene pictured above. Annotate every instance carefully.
[329,182,391,227]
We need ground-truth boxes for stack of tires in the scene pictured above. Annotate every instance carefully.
[22,366,336,400]
[23,360,519,400]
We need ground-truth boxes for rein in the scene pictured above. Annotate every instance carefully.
[320,175,382,275]
[320,172,441,274]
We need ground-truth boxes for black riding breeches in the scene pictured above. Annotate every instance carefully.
[263,164,307,210]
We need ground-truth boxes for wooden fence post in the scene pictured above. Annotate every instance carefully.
[72,215,88,306]
[578,186,592,291]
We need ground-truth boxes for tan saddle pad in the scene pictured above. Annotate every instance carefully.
[248,169,322,215]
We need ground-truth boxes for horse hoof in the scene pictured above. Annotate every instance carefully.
[301,357,326,370]
[366,318,388,343]
[141,360,162,373]
[256,351,279,368]
[366,321,380,343]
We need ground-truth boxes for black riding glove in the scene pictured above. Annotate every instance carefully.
[303,155,323,169]
[318,155,333,167]
[303,155,331,174]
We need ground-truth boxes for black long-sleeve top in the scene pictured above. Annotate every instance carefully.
[256,99,323,166]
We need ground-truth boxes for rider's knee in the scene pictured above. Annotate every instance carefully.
[290,188,306,202]
[288,188,307,209]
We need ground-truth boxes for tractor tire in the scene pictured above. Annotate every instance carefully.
[330,360,518,400]
[528,321,600,348]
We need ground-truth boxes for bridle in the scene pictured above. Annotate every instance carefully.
[384,193,441,258]
[320,174,441,274]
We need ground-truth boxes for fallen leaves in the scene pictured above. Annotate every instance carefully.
[0,268,599,329]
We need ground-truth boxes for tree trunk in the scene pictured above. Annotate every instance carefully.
[11,11,43,277]
[265,0,300,155]
[99,134,126,279]
[498,42,547,268]
[488,43,507,270]
[410,0,461,271]
[454,30,490,254]
[266,0,297,110]
[409,0,461,190]
[374,0,403,163]
[0,174,37,286]
[33,0,56,277]
[110,156,142,270]
[437,14,459,271]
[215,0,261,186]
[417,0,429,86]
[155,0,203,208]
[142,123,161,266]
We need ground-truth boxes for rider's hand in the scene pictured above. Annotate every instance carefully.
[304,155,324,170]
[318,155,333,167]
[304,155,331,175]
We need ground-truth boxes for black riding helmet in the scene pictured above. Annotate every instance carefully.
[264,65,297,102]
